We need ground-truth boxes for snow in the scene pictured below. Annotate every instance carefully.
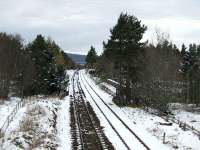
[56,97,71,150]
[56,70,74,150]
[101,82,116,94]
[82,69,200,150]
[171,103,200,131]
[1,97,62,149]
[0,97,21,128]
[80,70,169,150]
[92,76,116,95]
[123,107,200,150]
[107,79,119,85]
[0,93,72,149]
[1,69,199,149]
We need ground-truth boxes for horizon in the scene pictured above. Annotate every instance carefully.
[1,0,200,55]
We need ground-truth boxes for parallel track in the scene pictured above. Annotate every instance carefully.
[79,70,151,150]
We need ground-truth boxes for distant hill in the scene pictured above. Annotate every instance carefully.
[67,53,86,65]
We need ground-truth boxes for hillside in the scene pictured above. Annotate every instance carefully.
[67,53,86,65]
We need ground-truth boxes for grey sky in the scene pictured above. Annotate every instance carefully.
[0,0,200,54]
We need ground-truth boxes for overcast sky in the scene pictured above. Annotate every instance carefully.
[0,0,200,54]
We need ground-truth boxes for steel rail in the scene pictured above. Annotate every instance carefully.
[80,71,150,150]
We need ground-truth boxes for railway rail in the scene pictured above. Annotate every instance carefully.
[71,71,114,150]
[79,70,151,150]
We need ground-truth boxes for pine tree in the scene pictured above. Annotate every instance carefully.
[28,34,55,94]
[180,44,189,74]
[181,44,187,57]
[86,46,97,68]
[103,13,147,104]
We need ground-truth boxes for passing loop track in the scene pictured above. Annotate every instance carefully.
[72,71,113,150]
[79,70,151,150]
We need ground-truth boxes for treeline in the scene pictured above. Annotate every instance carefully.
[0,33,75,98]
[86,13,200,111]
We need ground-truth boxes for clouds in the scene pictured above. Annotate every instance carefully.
[0,0,199,54]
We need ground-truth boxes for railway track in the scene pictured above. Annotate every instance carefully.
[79,70,151,150]
[71,71,114,150]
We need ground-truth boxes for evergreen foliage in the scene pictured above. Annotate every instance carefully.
[28,35,55,94]
[27,35,74,95]
[0,33,74,98]
[181,43,200,105]
[102,13,147,103]
[85,46,97,67]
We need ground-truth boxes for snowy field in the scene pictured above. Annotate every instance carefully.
[83,70,200,150]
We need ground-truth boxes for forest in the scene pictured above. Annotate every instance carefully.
[0,33,75,98]
[85,13,200,113]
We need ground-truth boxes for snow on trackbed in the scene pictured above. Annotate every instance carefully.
[83,69,200,150]
[79,70,169,150]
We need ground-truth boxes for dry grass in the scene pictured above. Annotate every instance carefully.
[17,105,47,148]
[19,104,57,149]
[29,133,47,149]
[20,117,34,132]
[0,131,4,139]
[1,99,59,149]
[26,104,46,117]
[20,105,45,132]
[0,98,9,105]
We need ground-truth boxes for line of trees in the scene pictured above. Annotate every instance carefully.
[0,33,75,98]
[86,12,200,112]
[181,43,200,105]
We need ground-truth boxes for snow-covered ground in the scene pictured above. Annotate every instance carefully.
[93,76,116,96]
[1,69,199,150]
[0,97,21,128]
[123,107,200,150]
[0,97,61,149]
[57,70,75,150]
[80,70,169,150]
[56,96,71,150]
[0,70,75,150]
[82,70,200,150]
[171,103,200,131]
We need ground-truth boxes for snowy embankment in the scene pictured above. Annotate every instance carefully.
[1,97,60,149]
[57,70,75,150]
[0,70,74,149]
[0,96,72,150]
[83,70,200,150]
[56,96,71,150]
